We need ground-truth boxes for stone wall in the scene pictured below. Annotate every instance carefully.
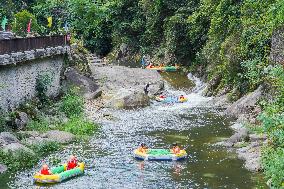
[0,56,63,111]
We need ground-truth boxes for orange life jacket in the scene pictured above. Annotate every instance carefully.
[40,169,50,175]
[172,146,181,154]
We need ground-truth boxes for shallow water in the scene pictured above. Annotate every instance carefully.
[0,72,268,189]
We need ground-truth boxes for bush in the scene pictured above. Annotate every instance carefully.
[0,150,37,171]
[35,73,52,105]
[262,147,284,188]
[62,116,98,135]
[12,10,40,36]
[26,117,50,132]
[29,141,61,157]
[0,141,61,171]
[59,89,84,118]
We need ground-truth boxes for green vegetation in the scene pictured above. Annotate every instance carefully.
[1,0,284,187]
[59,88,84,118]
[62,117,97,135]
[13,10,40,36]
[0,141,60,171]
[24,88,98,136]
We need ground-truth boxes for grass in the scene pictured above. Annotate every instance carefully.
[61,116,98,135]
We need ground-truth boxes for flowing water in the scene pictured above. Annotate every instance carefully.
[0,71,268,189]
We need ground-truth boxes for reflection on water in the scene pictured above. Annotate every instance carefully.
[0,72,268,189]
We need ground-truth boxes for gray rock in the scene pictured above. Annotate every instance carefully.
[89,65,164,95]
[237,146,261,172]
[3,143,35,157]
[270,27,284,64]
[0,164,8,174]
[45,130,75,144]
[64,67,102,100]
[17,131,40,138]
[209,95,231,108]
[106,88,150,109]
[15,112,29,130]
[245,157,261,172]
[23,137,53,146]
[224,86,263,118]
[0,132,20,146]
[227,128,249,144]
[204,75,221,96]
[249,134,267,142]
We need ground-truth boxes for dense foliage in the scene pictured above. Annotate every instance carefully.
[1,0,284,187]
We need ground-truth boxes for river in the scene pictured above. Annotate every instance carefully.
[0,71,267,188]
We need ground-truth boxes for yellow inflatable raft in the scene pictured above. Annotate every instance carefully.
[134,149,187,161]
[33,162,84,184]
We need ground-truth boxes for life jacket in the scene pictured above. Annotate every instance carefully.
[172,146,181,154]
[40,169,50,175]
[67,159,78,170]
[179,96,185,100]
[138,147,147,153]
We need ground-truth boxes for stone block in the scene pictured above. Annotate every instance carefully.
[35,48,46,58]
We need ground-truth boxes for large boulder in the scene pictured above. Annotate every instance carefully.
[236,145,262,172]
[106,88,150,109]
[90,65,164,94]
[64,67,102,99]
[224,86,263,118]
[0,164,7,174]
[226,128,249,144]
[0,132,20,147]
[3,143,35,157]
[15,112,29,130]
[45,130,75,144]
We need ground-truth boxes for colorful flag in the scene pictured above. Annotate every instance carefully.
[47,17,52,28]
[27,18,32,33]
[1,16,8,31]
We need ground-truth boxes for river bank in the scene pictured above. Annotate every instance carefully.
[0,63,269,188]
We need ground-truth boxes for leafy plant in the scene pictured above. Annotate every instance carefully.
[12,10,40,36]
[262,147,284,188]
[26,117,50,131]
[35,73,52,104]
[62,116,98,135]
[59,88,84,118]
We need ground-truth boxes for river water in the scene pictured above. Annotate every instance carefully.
[0,71,267,189]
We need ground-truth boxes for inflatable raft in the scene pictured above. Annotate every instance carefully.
[146,65,179,72]
[155,96,188,103]
[134,149,187,161]
[33,163,84,184]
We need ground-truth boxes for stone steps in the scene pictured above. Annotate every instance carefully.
[86,54,106,66]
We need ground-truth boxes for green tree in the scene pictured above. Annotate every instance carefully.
[12,10,40,36]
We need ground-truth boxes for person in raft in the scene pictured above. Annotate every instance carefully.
[138,143,148,153]
[171,143,181,154]
[67,155,78,170]
[39,164,52,175]
[179,95,185,100]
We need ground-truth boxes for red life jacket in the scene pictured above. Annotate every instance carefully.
[40,169,50,175]
[67,159,78,170]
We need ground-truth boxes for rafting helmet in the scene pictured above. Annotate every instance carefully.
[172,142,178,147]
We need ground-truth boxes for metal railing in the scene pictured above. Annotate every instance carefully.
[0,35,69,55]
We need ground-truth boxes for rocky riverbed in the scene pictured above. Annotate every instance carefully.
[208,85,268,172]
